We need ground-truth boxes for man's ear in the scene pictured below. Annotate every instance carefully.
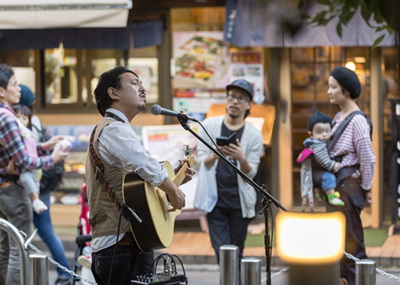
[107,87,119,101]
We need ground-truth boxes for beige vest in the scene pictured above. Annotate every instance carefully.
[86,118,132,238]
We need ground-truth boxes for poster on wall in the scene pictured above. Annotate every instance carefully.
[229,52,264,104]
[142,124,199,209]
[172,31,229,90]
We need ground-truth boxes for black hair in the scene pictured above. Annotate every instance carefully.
[94,66,137,116]
[12,104,32,130]
[0,64,14,90]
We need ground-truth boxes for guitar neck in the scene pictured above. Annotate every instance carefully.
[172,156,193,187]
[172,164,188,187]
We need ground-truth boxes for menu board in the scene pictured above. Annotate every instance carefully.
[173,32,229,89]
[142,124,199,209]
[229,51,264,104]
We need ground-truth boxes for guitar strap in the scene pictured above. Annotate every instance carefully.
[88,123,141,224]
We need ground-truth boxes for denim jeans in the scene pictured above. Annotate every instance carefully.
[33,192,71,279]
[0,183,32,285]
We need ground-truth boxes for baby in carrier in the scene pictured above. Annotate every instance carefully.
[297,107,344,212]
[8,104,48,214]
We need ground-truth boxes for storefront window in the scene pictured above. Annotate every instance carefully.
[45,45,79,104]
[291,47,371,208]
[0,50,36,94]
[124,45,159,105]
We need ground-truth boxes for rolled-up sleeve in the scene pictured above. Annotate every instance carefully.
[99,123,168,187]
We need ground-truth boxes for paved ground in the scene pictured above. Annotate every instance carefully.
[34,223,400,284]
[47,266,400,285]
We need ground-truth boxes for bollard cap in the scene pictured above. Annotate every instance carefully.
[241,257,261,264]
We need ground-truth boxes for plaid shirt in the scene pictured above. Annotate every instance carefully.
[0,103,53,183]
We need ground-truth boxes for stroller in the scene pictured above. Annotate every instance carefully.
[72,182,93,285]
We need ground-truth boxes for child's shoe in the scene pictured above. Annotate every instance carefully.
[316,193,324,202]
[328,192,345,206]
[78,254,92,269]
[32,199,48,214]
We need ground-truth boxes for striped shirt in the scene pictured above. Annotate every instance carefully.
[330,113,375,190]
[0,104,53,183]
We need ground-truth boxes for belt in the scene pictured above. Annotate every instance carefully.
[0,182,11,189]
[117,232,135,246]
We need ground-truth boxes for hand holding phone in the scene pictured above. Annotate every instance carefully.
[216,132,237,146]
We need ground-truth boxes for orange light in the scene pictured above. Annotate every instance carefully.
[276,212,345,265]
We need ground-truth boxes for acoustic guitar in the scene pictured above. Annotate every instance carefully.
[122,145,193,252]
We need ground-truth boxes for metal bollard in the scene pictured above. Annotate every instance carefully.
[220,245,239,285]
[356,259,376,285]
[241,257,261,285]
[30,254,49,285]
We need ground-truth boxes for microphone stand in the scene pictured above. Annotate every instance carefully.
[176,114,287,285]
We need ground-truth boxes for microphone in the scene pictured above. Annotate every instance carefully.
[151,105,197,122]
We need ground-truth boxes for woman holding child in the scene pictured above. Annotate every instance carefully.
[326,66,375,285]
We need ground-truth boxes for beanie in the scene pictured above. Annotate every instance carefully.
[19,84,35,107]
[330,66,361,99]
[307,107,332,131]
[94,66,137,116]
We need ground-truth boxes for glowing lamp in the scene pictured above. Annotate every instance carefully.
[276,211,345,265]
[345,61,356,71]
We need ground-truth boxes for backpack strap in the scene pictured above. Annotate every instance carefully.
[326,110,372,186]
[326,110,372,153]
[88,125,142,224]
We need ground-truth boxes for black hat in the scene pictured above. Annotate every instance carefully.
[94,66,137,116]
[307,107,332,131]
[330,66,361,99]
[226,79,253,101]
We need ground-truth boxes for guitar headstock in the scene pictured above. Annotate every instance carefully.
[182,144,194,167]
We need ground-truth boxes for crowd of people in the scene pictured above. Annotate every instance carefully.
[0,63,374,285]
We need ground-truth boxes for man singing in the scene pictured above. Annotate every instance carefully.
[86,66,194,284]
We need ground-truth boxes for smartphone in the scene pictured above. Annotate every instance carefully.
[216,132,237,146]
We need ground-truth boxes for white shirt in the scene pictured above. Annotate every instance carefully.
[91,108,169,252]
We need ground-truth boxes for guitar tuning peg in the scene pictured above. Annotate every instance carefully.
[183,144,191,157]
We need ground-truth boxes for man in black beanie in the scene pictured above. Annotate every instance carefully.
[86,66,194,284]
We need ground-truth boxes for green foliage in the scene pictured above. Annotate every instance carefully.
[303,0,398,48]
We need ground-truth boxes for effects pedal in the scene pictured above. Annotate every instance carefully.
[131,273,187,284]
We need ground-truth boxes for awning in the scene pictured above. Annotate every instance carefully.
[0,0,132,29]
[224,0,396,47]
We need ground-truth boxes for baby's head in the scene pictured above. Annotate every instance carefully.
[12,104,31,129]
[307,107,332,142]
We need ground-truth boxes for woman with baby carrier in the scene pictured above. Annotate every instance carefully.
[326,66,375,285]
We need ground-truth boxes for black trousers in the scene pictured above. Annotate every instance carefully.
[206,205,251,263]
[326,176,367,285]
[91,243,154,285]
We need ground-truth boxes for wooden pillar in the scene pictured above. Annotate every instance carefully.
[278,48,293,209]
[370,48,383,228]
[157,9,173,125]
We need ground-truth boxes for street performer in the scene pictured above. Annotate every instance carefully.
[86,66,195,285]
